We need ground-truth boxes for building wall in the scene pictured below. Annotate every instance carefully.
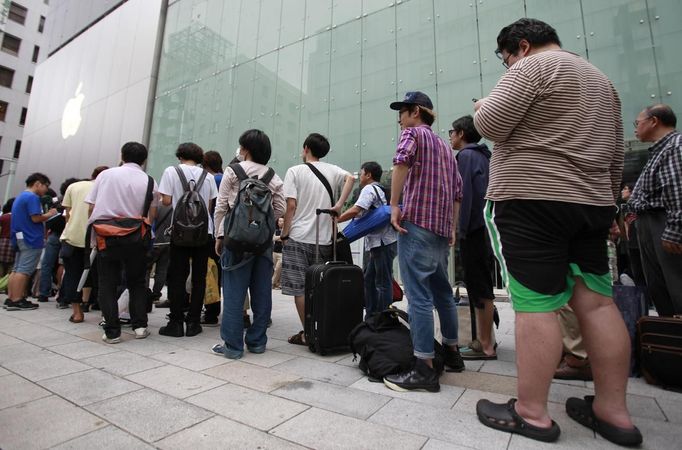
[0,0,50,200]
[147,0,682,185]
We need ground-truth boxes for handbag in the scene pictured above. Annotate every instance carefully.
[204,258,220,305]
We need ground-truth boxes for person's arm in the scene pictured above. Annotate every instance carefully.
[661,138,682,254]
[161,194,172,207]
[281,198,297,243]
[390,164,409,234]
[450,201,461,247]
[332,173,356,216]
[213,167,233,254]
[31,209,58,223]
[337,205,363,223]
[610,92,625,204]
[272,179,286,220]
[64,207,72,223]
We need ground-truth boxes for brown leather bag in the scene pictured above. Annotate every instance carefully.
[637,315,682,391]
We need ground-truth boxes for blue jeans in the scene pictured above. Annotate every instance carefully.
[220,247,273,354]
[364,241,397,316]
[398,221,458,359]
[39,233,61,298]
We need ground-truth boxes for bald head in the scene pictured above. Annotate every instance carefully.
[644,104,677,128]
[635,104,677,143]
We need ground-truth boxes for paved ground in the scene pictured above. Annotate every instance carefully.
[0,291,679,449]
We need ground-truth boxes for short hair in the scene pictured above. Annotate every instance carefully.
[497,18,562,55]
[406,104,436,126]
[303,133,330,158]
[26,172,50,187]
[91,166,108,180]
[239,129,272,165]
[121,142,148,165]
[175,142,204,164]
[60,177,80,196]
[360,161,383,182]
[203,150,224,173]
[451,115,482,144]
[2,198,14,214]
[645,104,677,128]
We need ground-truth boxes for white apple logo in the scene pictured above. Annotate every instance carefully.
[61,82,84,139]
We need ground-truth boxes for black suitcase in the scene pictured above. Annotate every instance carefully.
[637,316,682,391]
[305,209,364,355]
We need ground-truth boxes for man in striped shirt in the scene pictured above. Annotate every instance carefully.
[383,91,465,393]
[473,19,641,446]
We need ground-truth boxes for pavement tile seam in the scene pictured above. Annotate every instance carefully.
[149,414,217,444]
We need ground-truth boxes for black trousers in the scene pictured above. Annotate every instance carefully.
[168,240,211,323]
[98,245,149,338]
[60,243,84,304]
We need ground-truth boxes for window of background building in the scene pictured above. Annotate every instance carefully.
[13,140,21,159]
[0,67,14,88]
[38,16,45,33]
[0,158,3,175]
[8,2,28,25]
[25,75,32,93]
[31,45,39,63]
[19,107,27,126]
[1,33,22,56]
[0,101,7,121]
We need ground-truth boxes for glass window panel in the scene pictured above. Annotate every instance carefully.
[396,0,437,93]
[236,0,261,63]
[148,91,185,174]
[648,0,682,122]
[332,0,361,26]
[215,0,240,71]
[363,0,393,16]
[210,68,235,153]
[258,0,282,55]
[251,52,278,132]
[300,33,332,141]
[305,0,332,37]
[280,0,305,48]
[228,61,256,148]
[272,42,304,172]
[525,0,587,57]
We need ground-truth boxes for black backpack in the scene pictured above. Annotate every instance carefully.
[170,166,209,247]
[349,308,444,381]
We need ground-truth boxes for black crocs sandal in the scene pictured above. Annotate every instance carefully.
[476,398,561,443]
[566,396,643,447]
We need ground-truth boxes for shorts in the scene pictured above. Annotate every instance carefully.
[460,226,495,308]
[281,239,333,296]
[13,239,42,276]
[485,200,614,313]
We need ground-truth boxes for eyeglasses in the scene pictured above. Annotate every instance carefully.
[633,116,653,127]
[495,49,513,69]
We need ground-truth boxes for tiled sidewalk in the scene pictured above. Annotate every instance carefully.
[0,292,679,449]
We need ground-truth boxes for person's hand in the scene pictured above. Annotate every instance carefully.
[215,239,223,256]
[390,206,407,234]
[662,239,682,254]
[449,230,457,247]
[474,97,487,112]
[330,204,342,217]
[46,208,58,217]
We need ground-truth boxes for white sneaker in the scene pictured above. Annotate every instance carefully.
[102,333,121,344]
[134,327,150,339]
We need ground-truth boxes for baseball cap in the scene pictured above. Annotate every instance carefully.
[389,91,434,111]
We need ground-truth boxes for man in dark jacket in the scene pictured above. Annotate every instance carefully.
[450,115,497,360]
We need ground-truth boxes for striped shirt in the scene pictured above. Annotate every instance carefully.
[393,124,463,238]
[474,50,624,206]
[628,131,682,243]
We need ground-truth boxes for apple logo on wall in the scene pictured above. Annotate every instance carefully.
[61,82,84,139]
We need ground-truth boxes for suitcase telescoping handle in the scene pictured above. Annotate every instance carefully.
[315,208,338,264]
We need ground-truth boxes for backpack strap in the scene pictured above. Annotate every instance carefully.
[306,163,335,206]
[261,167,275,185]
[174,166,190,192]
[142,175,154,218]
[229,163,248,182]
[194,169,208,192]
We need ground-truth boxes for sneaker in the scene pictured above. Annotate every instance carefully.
[155,300,171,308]
[383,358,440,392]
[243,314,252,329]
[134,327,150,339]
[102,333,121,344]
[3,299,12,309]
[159,320,184,337]
[5,298,39,311]
[37,295,49,303]
[211,343,243,360]
[247,344,266,354]
[185,322,202,337]
[442,345,465,372]
[200,316,219,327]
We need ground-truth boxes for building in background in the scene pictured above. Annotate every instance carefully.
[0,0,50,200]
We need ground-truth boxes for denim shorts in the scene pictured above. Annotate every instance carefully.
[13,239,42,275]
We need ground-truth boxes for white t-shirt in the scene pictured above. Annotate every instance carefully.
[158,164,218,236]
[283,162,350,245]
[355,183,398,250]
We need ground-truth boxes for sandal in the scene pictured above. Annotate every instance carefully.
[288,330,306,346]
[461,340,497,360]
[476,398,561,443]
[566,396,642,447]
[69,315,84,323]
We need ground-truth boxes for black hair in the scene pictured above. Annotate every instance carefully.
[406,104,435,126]
[60,177,80,196]
[451,115,482,144]
[175,142,204,164]
[497,18,561,55]
[203,150,224,173]
[645,104,677,128]
[121,142,148,165]
[2,197,14,214]
[91,166,108,180]
[303,133,330,158]
[239,129,272,165]
[25,172,50,187]
[360,161,383,182]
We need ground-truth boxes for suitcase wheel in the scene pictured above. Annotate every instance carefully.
[308,343,317,353]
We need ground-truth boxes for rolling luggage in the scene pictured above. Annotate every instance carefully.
[305,208,364,355]
[637,316,682,391]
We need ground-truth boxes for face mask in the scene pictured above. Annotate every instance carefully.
[235,147,244,162]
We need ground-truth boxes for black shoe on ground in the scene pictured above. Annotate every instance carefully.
[159,320,184,337]
[200,316,219,327]
[81,303,90,313]
[155,300,171,308]
[442,345,465,373]
[383,358,440,392]
[185,322,203,337]
[243,314,252,329]
[56,302,70,309]
[4,298,39,311]
[37,295,49,303]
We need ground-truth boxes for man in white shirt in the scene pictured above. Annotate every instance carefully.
[280,133,355,345]
[158,143,218,338]
[338,161,398,316]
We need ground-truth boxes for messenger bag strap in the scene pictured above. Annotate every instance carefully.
[305,162,335,207]
[142,175,154,218]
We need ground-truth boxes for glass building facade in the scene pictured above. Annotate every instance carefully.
[147,0,682,184]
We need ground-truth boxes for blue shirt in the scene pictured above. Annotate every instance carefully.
[11,191,45,249]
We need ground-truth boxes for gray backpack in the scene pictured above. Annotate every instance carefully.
[223,163,276,255]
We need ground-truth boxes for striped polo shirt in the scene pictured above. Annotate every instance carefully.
[474,50,624,206]
[393,124,463,238]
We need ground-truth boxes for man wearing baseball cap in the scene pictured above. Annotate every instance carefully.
[383,91,465,393]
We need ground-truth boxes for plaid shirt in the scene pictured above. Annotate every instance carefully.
[393,125,462,238]
[628,131,682,243]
